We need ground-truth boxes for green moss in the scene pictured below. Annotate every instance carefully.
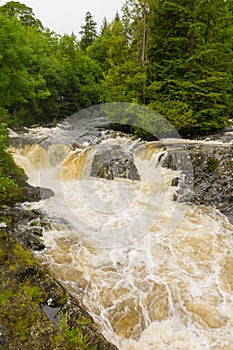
[30,221,40,227]
[0,289,14,303]
[78,316,92,326]
[0,144,25,206]
[14,316,33,342]
[0,228,113,350]
[58,312,97,350]
[9,264,17,272]
[230,160,233,167]
[64,327,96,350]
[23,285,43,302]
[0,246,7,263]
[0,214,10,226]
[207,157,218,173]
[12,242,38,266]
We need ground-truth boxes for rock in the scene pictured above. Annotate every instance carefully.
[16,266,38,281]
[42,305,61,324]
[171,177,179,186]
[91,145,140,181]
[15,231,45,251]
[189,144,233,219]
[21,184,54,201]
[1,205,46,251]
[27,226,43,237]
[162,143,233,222]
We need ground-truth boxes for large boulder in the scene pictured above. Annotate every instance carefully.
[161,142,233,222]
[91,145,140,181]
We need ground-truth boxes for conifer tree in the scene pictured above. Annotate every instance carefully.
[79,11,97,51]
[147,0,232,131]
[100,16,108,35]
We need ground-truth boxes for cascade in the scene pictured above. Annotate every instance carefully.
[11,124,233,350]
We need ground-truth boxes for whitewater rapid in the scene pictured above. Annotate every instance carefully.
[11,125,233,350]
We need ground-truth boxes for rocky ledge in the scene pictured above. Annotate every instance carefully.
[162,141,233,223]
[91,144,140,181]
[188,143,233,221]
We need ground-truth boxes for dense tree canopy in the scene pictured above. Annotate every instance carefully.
[1,0,232,128]
[0,0,232,204]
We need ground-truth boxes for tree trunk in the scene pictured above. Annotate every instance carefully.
[190,1,197,57]
[141,0,148,104]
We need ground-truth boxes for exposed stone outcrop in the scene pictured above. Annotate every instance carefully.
[188,144,233,220]
[21,184,54,202]
[162,142,233,222]
[91,145,140,181]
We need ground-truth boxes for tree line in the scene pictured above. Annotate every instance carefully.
[0,0,232,203]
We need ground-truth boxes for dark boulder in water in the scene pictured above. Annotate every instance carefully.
[91,145,140,181]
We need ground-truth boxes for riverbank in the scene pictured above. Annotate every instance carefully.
[0,205,118,350]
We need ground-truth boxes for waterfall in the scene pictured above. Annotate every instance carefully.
[11,124,233,350]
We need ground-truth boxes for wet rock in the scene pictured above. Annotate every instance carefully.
[21,184,54,201]
[1,205,46,251]
[14,231,45,251]
[171,177,179,186]
[6,206,36,223]
[162,143,233,222]
[16,266,38,281]
[91,145,140,181]
[27,226,43,237]
[189,144,233,220]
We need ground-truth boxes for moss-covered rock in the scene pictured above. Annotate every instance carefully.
[0,226,118,350]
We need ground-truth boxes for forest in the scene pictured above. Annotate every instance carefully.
[0,0,233,204]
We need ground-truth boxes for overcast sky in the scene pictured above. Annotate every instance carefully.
[0,0,124,37]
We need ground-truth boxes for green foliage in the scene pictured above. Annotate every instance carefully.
[80,11,98,51]
[0,1,43,29]
[145,0,232,131]
[0,120,25,205]
[0,175,21,204]
[103,103,175,138]
[207,157,219,173]
[58,311,96,350]
[23,285,43,302]
[149,99,196,131]
[1,0,231,134]
[0,3,104,207]
[0,0,232,209]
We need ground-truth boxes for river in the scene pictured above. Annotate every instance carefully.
[11,109,233,350]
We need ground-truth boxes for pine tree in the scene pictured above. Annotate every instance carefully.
[122,0,151,104]
[147,0,232,132]
[79,11,97,51]
[100,16,108,35]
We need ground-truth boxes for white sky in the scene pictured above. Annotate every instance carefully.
[0,0,124,37]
